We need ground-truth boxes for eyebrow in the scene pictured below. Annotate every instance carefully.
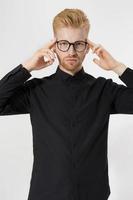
[56,39,87,42]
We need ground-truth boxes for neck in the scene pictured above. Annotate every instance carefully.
[59,65,83,76]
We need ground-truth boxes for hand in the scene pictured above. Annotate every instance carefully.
[87,39,124,71]
[22,38,57,72]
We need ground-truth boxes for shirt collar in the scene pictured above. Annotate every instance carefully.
[55,65,86,82]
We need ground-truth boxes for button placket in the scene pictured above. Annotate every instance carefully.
[66,81,80,200]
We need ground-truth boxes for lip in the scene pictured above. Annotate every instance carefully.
[66,59,77,61]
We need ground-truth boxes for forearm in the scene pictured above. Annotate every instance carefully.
[112,62,128,76]
[22,60,34,72]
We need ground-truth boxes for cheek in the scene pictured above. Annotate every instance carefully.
[55,49,61,58]
[78,53,86,61]
[82,51,88,59]
[55,49,66,60]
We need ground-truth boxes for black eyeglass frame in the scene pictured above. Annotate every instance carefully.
[56,40,89,52]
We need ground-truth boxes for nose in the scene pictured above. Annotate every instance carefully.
[68,44,76,55]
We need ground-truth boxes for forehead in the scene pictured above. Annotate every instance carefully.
[55,27,87,41]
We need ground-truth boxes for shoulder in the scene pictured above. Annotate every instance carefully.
[84,72,123,93]
[84,72,112,86]
[24,73,55,89]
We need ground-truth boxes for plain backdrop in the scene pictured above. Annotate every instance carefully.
[0,0,133,200]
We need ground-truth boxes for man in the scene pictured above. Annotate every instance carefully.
[0,8,132,200]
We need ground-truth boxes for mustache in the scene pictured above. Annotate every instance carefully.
[65,56,78,59]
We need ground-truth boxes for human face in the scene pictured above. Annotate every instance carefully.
[53,27,90,75]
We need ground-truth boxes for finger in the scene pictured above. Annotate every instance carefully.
[43,38,57,49]
[95,47,103,56]
[87,39,97,48]
[45,59,54,65]
[41,49,56,60]
[93,58,101,66]
[44,59,54,67]
[46,49,56,59]
[42,50,55,60]
[51,46,56,53]
[44,56,50,62]
[92,44,102,53]
[43,53,52,62]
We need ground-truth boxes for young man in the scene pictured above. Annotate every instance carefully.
[0,8,132,200]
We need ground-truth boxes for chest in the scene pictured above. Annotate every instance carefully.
[30,81,110,126]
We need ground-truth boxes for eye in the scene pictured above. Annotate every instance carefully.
[59,41,68,46]
[75,42,85,47]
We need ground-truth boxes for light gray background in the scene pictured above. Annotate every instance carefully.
[0,0,133,199]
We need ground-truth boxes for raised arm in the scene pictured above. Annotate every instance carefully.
[0,38,57,116]
[87,38,133,114]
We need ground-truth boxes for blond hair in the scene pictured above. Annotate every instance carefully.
[52,8,90,35]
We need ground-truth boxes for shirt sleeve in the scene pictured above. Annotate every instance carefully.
[109,67,133,114]
[0,64,32,115]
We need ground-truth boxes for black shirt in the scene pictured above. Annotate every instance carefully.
[0,64,133,200]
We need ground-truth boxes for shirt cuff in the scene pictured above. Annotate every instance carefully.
[20,64,32,77]
[4,64,32,84]
[119,67,133,86]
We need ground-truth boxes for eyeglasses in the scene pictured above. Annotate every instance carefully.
[56,40,88,52]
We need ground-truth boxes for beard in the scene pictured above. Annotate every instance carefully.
[58,56,82,72]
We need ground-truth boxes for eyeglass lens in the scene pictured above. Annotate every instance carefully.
[57,40,87,52]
